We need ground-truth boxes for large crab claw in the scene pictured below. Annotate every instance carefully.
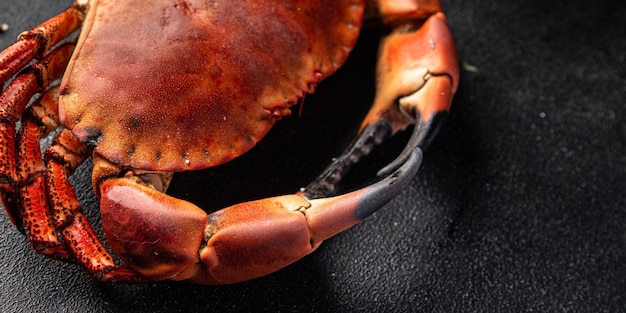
[99,148,422,284]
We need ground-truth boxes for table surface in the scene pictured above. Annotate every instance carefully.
[1,0,624,312]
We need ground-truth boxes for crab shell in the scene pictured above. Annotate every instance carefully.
[59,0,364,172]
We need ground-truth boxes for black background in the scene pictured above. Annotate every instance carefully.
[1,0,624,312]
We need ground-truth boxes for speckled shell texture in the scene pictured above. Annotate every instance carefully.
[59,0,364,171]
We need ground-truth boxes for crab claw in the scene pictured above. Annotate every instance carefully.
[301,12,458,199]
[99,148,422,284]
[363,12,458,176]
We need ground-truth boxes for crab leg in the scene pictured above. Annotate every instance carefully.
[96,146,422,284]
[0,4,84,85]
[15,87,66,255]
[301,1,459,198]
[0,41,74,238]
[0,43,75,225]
[0,0,86,225]
[8,86,143,281]
[42,130,142,281]
[1,82,141,281]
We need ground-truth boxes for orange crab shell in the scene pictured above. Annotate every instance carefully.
[58,0,364,172]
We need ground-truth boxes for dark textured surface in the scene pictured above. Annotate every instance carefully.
[1,0,625,312]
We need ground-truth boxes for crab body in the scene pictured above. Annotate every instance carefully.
[63,0,361,171]
[0,0,458,284]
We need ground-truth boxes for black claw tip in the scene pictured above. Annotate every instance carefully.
[355,148,423,220]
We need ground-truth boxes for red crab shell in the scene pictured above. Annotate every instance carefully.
[59,0,364,171]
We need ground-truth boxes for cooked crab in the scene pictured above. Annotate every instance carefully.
[0,0,458,284]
